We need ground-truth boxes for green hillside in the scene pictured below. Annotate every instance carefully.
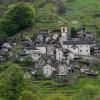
[0,0,100,38]
[0,1,100,100]
[65,0,100,28]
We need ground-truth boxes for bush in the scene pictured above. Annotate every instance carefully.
[18,91,41,100]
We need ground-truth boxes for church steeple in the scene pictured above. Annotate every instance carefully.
[61,27,68,41]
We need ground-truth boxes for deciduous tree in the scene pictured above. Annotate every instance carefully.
[0,64,24,100]
[0,2,36,36]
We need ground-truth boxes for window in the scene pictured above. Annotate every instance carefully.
[80,46,82,48]
[86,50,88,52]
[63,28,65,32]
[80,50,82,52]
[95,50,98,52]
[73,48,76,49]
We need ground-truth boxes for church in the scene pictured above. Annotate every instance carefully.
[60,27,94,56]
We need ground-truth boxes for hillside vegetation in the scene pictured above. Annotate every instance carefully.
[0,1,100,100]
[0,0,100,38]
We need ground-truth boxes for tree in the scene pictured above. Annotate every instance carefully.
[0,64,24,100]
[11,44,21,57]
[56,0,67,15]
[21,55,33,66]
[39,3,57,20]
[70,27,77,38]
[0,62,13,73]
[18,91,41,100]
[0,2,36,36]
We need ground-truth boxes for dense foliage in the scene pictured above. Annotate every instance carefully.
[0,2,36,36]
[0,63,24,100]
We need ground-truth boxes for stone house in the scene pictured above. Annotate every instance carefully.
[62,49,75,61]
[31,53,41,62]
[35,57,46,68]
[56,48,63,62]
[35,45,46,54]
[52,34,59,40]
[21,39,32,47]
[46,44,55,55]
[43,64,55,77]
[56,47,74,63]
[63,41,91,56]
[37,34,44,43]
[80,65,90,73]
[93,45,100,56]
[2,43,12,51]
[58,63,70,76]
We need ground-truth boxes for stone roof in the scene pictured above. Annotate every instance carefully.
[61,48,72,53]
[81,65,89,69]
[22,67,35,71]
[35,44,46,47]
[94,45,100,49]
[63,40,94,45]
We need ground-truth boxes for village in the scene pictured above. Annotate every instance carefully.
[0,0,100,99]
[0,26,100,78]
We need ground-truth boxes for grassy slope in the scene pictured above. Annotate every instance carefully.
[25,77,100,96]
[65,0,100,31]
[25,65,100,96]
[32,0,100,35]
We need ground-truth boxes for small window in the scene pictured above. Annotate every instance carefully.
[80,50,82,52]
[73,47,76,50]
[63,28,65,32]
[86,50,88,52]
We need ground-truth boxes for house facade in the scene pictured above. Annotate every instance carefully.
[58,64,69,76]
[93,45,100,56]
[63,41,91,56]
[46,44,55,55]
[43,64,55,77]
[31,53,41,62]
[56,48,63,62]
